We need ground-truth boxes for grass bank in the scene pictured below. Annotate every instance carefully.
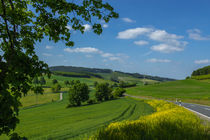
[91,99,210,140]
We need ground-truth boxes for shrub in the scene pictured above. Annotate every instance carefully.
[52,79,58,85]
[113,87,126,98]
[87,99,96,105]
[95,83,112,102]
[51,83,61,93]
[90,100,210,140]
[68,82,89,107]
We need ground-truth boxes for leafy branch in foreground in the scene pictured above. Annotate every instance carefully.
[0,0,118,138]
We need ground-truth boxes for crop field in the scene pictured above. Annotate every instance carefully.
[126,79,210,105]
[1,95,154,140]
[91,99,210,140]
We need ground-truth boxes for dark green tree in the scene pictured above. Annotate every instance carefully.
[0,0,118,137]
[113,87,126,98]
[68,82,89,106]
[39,77,46,86]
[64,80,70,86]
[52,79,58,85]
[33,77,40,85]
[95,83,112,101]
[51,83,62,93]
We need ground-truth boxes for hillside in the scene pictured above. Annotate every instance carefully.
[126,79,210,105]
[192,65,210,76]
[50,66,176,82]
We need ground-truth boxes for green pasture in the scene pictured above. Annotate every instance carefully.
[126,79,210,105]
[1,95,153,140]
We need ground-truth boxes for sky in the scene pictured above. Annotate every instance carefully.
[36,0,210,79]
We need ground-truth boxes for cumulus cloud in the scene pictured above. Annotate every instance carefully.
[187,29,210,40]
[117,27,187,53]
[64,47,102,53]
[42,53,52,56]
[151,44,184,53]
[83,24,92,32]
[64,47,128,62]
[46,45,53,49]
[103,24,109,28]
[194,59,210,64]
[117,27,153,39]
[147,58,171,63]
[122,18,135,23]
[134,40,149,46]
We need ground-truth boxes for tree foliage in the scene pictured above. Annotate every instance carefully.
[52,79,58,85]
[39,76,46,85]
[68,81,89,106]
[95,83,112,101]
[0,0,118,137]
[51,83,61,93]
[113,87,126,98]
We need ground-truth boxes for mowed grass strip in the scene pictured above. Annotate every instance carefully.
[126,79,210,105]
[1,95,153,140]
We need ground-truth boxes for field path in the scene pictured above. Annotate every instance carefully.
[124,94,210,121]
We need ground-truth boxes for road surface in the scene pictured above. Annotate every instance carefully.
[124,94,210,120]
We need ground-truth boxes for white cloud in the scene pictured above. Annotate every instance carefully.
[64,47,128,62]
[122,18,135,23]
[194,59,210,64]
[147,58,171,63]
[187,29,210,40]
[64,47,102,53]
[149,30,183,42]
[42,53,52,56]
[57,54,63,57]
[83,24,92,32]
[117,27,153,39]
[103,24,109,28]
[134,40,149,46]
[151,44,184,53]
[117,27,187,53]
[46,45,53,49]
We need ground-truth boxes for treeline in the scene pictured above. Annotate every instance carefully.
[50,66,176,82]
[52,71,103,79]
[50,66,112,73]
[191,74,210,80]
[191,65,210,76]
[115,71,175,82]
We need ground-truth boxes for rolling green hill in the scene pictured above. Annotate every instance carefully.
[192,65,210,76]
[50,66,175,82]
[1,96,154,140]
[126,79,210,105]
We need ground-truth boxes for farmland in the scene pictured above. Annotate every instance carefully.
[1,95,154,140]
[126,79,210,105]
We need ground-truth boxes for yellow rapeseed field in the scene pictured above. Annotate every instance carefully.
[90,99,210,140]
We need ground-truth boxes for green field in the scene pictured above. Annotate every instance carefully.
[126,79,210,105]
[1,95,153,140]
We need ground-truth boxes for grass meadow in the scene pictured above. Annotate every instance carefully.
[126,79,210,105]
[90,99,210,140]
[1,95,154,140]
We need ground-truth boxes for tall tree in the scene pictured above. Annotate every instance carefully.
[39,76,46,86]
[0,0,118,138]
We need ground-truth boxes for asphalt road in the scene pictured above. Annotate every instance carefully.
[180,102,210,118]
[124,94,210,120]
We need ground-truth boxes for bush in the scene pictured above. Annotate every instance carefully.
[87,99,96,105]
[68,82,89,107]
[95,83,112,102]
[51,83,61,93]
[90,100,210,140]
[113,87,126,98]
[52,79,58,85]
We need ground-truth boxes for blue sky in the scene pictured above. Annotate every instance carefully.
[36,0,210,79]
